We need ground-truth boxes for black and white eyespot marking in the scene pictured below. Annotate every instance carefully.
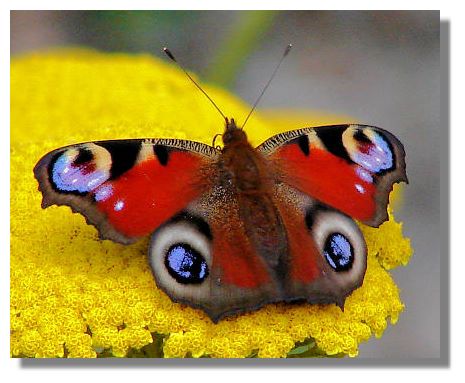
[164,243,209,284]
[47,148,99,196]
[304,208,314,230]
[353,129,371,144]
[323,233,354,272]
[47,150,87,196]
[305,206,365,280]
[97,140,141,179]
[73,147,94,165]
[169,211,213,240]
[365,130,396,176]
[304,204,330,230]
[47,151,63,179]
[343,126,397,177]
[149,212,213,297]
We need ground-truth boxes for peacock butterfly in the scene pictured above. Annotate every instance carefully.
[33,46,407,322]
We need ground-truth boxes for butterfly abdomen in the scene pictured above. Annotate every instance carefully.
[220,132,289,279]
[238,192,288,274]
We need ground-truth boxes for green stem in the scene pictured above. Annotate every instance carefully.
[205,11,278,89]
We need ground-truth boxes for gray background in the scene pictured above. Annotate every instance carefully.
[11,10,441,360]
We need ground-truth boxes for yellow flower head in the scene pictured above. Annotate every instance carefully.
[11,50,413,358]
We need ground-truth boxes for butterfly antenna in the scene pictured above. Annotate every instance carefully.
[163,47,227,122]
[241,43,292,129]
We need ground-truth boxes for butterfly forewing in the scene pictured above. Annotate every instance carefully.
[34,138,219,244]
[257,124,407,227]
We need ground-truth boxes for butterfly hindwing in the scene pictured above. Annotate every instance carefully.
[148,188,282,322]
[258,124,407,227]
[34,139,219,244]
[273,183,367,307]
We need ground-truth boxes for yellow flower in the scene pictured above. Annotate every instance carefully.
[10,49,413,358]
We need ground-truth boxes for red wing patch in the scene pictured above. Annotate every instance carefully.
[211,221,271,288]
[277,205,320,284]
[94,152,210,238]
[274,143,377,223]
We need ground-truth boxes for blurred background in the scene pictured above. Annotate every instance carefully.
[10,10,440,360]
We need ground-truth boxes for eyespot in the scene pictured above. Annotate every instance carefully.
[149,214,212,301]
[50,143,111,193]
[307,207,366,289]
[323,233,354,271]
[342,126,394,174]
[165,243,209,284]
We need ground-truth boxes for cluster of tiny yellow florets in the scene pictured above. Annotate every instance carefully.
[10,50,413,358]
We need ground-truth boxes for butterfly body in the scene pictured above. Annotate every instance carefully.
[216,119,288,275]
[34,119,406,322]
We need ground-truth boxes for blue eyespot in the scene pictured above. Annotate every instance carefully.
[352,131,393,174]
[324,233,354,272]
[165,244,209,284]
[51,148,108,193]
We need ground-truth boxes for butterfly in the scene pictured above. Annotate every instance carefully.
[33,47,407,323]
[33,117,406,322]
